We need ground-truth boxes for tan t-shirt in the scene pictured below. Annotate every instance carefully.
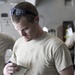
[10,32,72,75]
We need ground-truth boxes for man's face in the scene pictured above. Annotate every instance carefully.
[12,17,38,41]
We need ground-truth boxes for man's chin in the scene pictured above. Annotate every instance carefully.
[23,36,31,41]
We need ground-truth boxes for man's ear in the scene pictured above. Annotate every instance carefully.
[34,16,39,23]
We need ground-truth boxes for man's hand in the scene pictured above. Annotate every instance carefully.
[3,62,20,75]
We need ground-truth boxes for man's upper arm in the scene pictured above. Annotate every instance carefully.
[59,66,74,75]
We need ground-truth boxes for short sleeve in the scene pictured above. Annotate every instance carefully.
[54,44,73,72]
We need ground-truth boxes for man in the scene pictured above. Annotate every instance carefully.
[0,32,15,75]
[3,2,74,75]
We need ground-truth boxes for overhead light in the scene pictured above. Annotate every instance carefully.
[43,26,48,32]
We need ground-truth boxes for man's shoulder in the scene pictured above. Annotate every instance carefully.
[13,37,24,51]
[14,37,24,47]
[46,35,64,52]
[16,37,24,43]
[47,33,63,46]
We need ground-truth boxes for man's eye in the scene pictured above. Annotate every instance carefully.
[25,27,29,30]
[23,27,28,31]
[25,27,28,30]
